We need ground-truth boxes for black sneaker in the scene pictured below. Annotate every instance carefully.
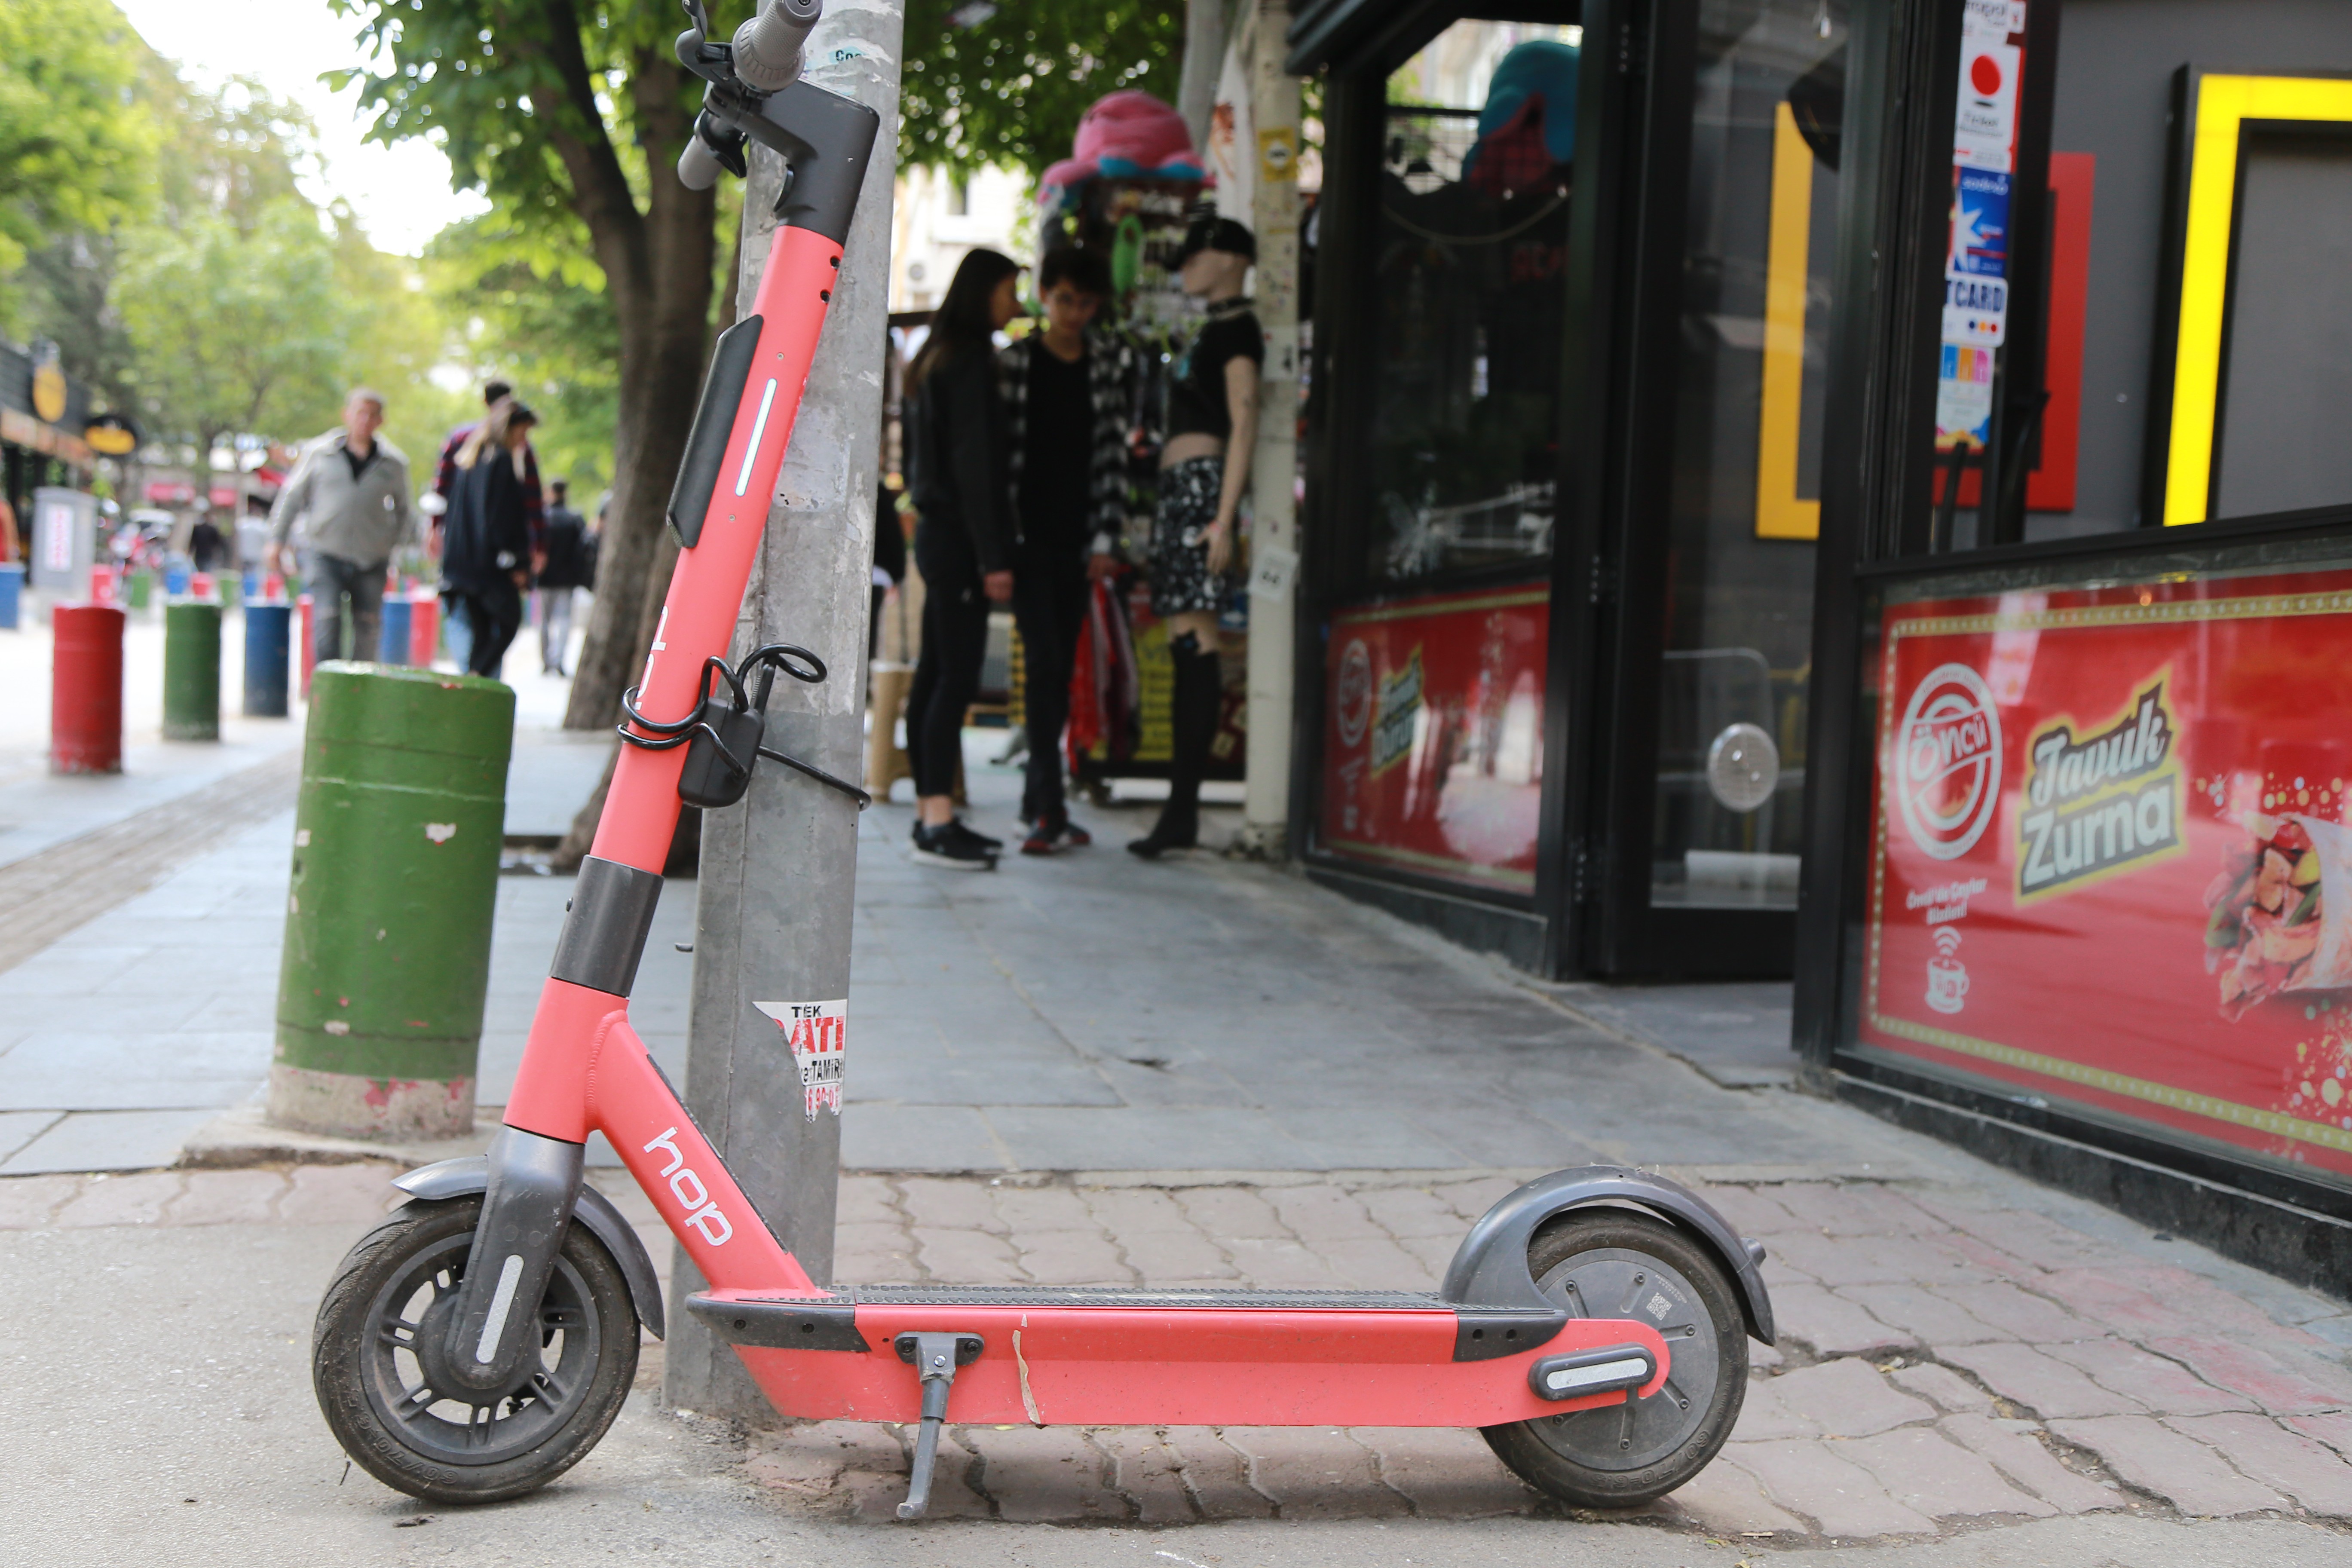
[912,821,996,870]
[944,820,1003,854]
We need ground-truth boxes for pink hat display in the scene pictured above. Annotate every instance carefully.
[1038,90,1205,208]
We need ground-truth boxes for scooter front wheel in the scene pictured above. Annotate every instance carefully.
[1482,1209,1749,1509]
[312,1195,638,1504]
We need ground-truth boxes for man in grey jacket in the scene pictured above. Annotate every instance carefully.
[266,388,417,668]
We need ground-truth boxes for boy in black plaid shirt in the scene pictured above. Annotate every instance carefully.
[997,248,1133,854]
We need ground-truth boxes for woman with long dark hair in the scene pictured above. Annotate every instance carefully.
[440,398,539,679]
[902,246,1023,869]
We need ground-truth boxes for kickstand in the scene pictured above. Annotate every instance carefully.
[893,1332,983,1521]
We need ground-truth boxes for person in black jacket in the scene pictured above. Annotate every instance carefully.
[997,246,1130,855]
[536,478,591,676]
[439,398,539,680]
[902,247,1022,869]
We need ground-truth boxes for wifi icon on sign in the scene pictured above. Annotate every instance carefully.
[1926,926,1969,1014]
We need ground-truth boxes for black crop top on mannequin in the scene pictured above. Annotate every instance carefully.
[1165,306,1264,442]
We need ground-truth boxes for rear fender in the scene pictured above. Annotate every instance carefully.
[1441,1166,1775,1344]
[393,1155,666,1341]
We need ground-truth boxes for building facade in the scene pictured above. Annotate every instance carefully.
[1283,0,2352,1281]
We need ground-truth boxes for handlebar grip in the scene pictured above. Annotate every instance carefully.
[677,133,726,191]
[732,0,821,92]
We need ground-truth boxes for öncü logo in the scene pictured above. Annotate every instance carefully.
[1896,663,2003,861]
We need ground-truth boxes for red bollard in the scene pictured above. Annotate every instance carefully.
[299,593,317,698]
[52,603,126,775]
[408,590,440,667]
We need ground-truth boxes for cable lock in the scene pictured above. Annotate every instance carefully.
[618,643,872,810]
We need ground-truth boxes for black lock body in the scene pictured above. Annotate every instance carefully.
[677,705,765,808]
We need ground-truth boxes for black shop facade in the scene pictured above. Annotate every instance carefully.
[1284,0,2352,1277]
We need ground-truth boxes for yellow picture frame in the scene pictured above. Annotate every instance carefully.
[1755,101,1821,541]
[2159,74,2352,526]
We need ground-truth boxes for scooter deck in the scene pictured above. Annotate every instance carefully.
[687,1286,1672,1429]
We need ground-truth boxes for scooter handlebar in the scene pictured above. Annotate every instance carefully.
[732,0,821,93]
[677,133,727,192]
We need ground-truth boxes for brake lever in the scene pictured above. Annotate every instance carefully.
[674,0,735,83]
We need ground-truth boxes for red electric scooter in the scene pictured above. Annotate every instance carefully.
[310,0,1774,1518]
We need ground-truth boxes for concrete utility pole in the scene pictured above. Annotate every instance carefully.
[664,0,904,1423]
[1238,0,1301,857]
[1178,0,1233,155]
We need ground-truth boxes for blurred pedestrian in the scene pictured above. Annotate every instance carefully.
[902,246,1022,870]
[439,399,539,680]
[435,380,545,668]
[998,246,1130,855]
[266,388,416,667]
[536,478,590,676]
[585,491,606,586]
[188,511,230,573]
[871,481,906,662]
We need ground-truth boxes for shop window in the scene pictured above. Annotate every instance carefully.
[1362,14,1582,586]
[1916,6,2352,545]
[1648,0,1845,913]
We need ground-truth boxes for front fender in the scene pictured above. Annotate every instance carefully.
[1441,1166,1774,1344]
[393,1155,666,1341]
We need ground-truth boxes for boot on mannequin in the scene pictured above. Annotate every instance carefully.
[1130,631,1223,857]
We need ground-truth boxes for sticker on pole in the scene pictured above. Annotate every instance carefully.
[754,998,847,1121]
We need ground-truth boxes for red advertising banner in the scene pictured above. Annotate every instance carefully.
[1320,584,1548,894]
[1864,567,2352,1183]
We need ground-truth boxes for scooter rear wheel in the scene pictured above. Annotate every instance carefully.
[312,1195,638,1504]
[1482,1209,1749,1509]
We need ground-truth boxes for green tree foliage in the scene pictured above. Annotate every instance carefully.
[2,14,462,473]
[900,0,1186,176]
[148,67,312,231]
[24,63,319,418]
[423,167,740,504]
[113,197,357,457]
[330,214,476,477]
[0,0,155,280]
[428,208,623,496]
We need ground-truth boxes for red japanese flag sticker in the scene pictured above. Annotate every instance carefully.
[753,998,847,1121]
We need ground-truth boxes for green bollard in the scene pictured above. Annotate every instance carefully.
[127,570,153,611]
[162,601,222,741]
[267,662,514,1141]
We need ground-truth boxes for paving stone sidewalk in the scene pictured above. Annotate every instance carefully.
[7,1160,2346,1541]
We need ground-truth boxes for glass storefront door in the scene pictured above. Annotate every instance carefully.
[1649,0,1843,914]
[1581,0,1848,975]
